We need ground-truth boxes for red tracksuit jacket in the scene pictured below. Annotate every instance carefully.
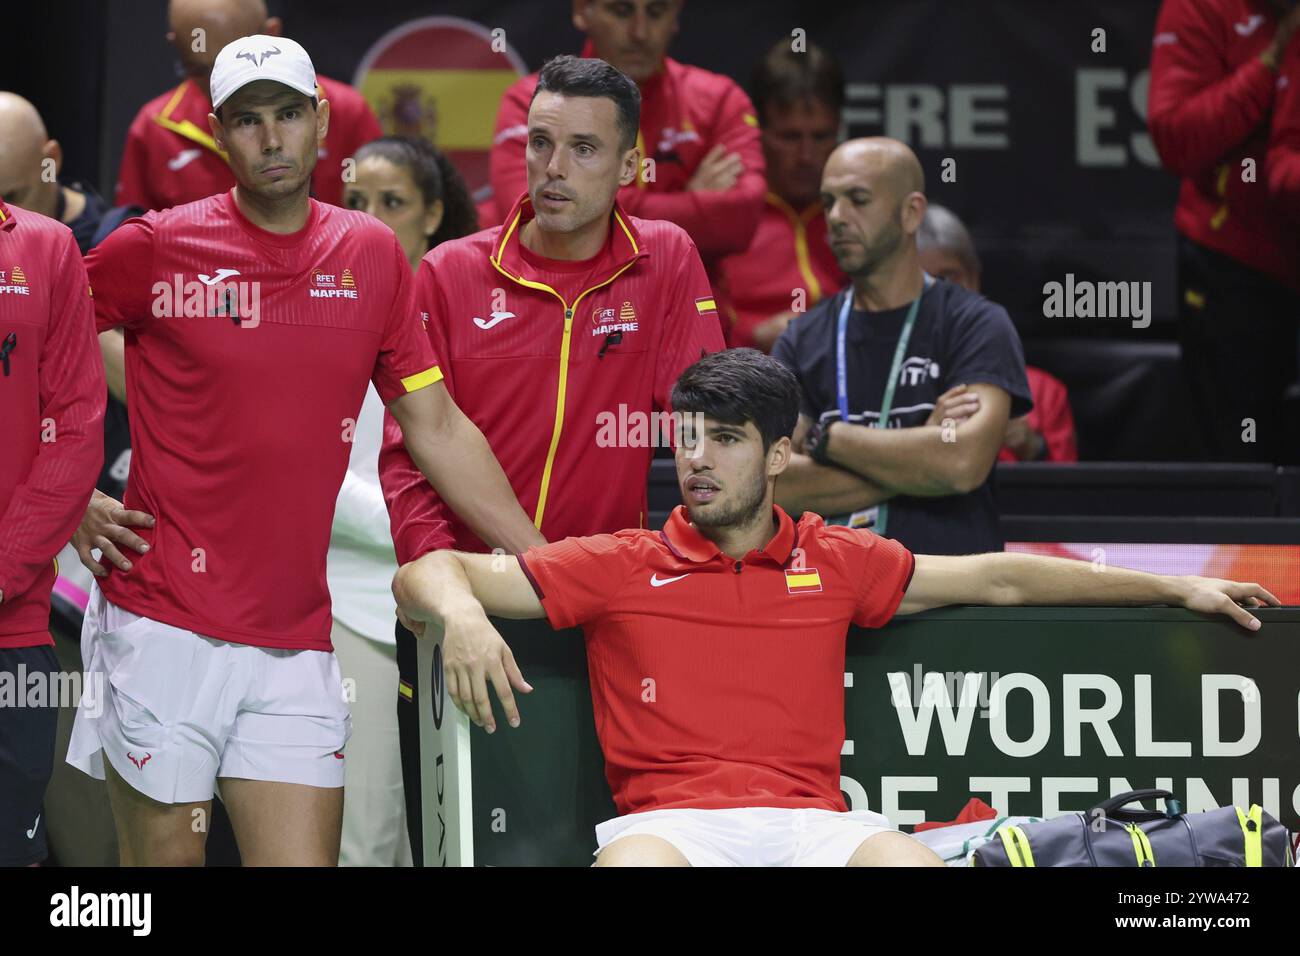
[379,194,725,561]
[487,43,766,261]
[1148,0,1300,289]
[0,201,105,648]
[115,75,382,211]
[1267,41,1300,221]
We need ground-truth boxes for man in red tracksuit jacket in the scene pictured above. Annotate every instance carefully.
[0,200,105,866]
[115,0,381,209]
[381,55,724,864]
[1148,0,1300,464]
[487,1,765,272]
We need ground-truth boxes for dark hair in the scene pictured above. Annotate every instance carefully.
[671,348,800,453]
[750,39,845,125]
[531,54,641,152]
[354,136,479,249]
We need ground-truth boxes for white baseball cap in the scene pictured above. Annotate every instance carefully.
[209,34,318,111]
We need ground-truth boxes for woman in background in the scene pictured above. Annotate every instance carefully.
[332,137,477,866]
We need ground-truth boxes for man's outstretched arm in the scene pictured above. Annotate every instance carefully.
[895,552,1280,630]
[388,382,545,556]
[393,549,545,733]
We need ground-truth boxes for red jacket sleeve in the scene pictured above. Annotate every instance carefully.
[616,81,766,257]
[115,108,158,209]
[489,76,535,224]
[1148,0,1279,178]
[653,231,726,410]
[378,256,456,564]
[0,232,105,601]
[1030,369,1078,462]
[1267,42,1300,219]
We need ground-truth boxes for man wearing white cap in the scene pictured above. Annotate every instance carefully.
[67,35,545,866]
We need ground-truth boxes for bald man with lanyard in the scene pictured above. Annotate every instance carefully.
[772,138,1032,556]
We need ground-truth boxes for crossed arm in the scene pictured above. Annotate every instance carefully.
[775,383,1009,517]
[392,546,1279,733]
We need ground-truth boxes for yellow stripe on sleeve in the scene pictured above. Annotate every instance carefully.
[401,366,444,392]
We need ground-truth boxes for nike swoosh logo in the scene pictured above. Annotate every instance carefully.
[650,573,689,587]
[474,311,516,330]
[26,814,40,839]
[168,148,203,171]
[198,268,241,285]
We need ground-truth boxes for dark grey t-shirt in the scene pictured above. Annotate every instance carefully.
[772,279,1032,555]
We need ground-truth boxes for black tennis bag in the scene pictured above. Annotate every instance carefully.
[971,789,1292,867]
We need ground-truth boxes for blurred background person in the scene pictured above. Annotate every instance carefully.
[718,39,845,351]
[1149,0,1300,463]
[332,136,479,867]
[115,0,381,210]
[916,204,1077,463]
[488,0,765,301]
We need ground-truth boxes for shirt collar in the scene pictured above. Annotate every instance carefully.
[660,504,798,567]
[0,197,16,231]
[490,192,647,288]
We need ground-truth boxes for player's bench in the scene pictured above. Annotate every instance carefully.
[415,606,1300,866]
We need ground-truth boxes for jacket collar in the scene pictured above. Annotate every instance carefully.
[490,193,647,292]
[659,504,798,567]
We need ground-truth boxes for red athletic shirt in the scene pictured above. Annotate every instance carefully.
[518,505,916,815]
[83,191,440,650]
[1148,0,1300,289]
[115,75,383,211]
[488,44,766,260]
[997,366,1078,462]
[717,194,845,349]
[379,193,724,562]
[0,201,105,648]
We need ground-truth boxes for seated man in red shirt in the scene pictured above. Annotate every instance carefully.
[718,39,846,351]
[916,204,1077,463]
[392,348,1276,868]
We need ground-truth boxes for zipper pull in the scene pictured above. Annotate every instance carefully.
[0,332,15,377]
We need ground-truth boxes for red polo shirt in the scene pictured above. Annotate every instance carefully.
[115,75,382,211]
[517,505,915,816]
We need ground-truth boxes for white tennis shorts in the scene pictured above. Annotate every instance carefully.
[67,583,351,804]
[594,806,900,867]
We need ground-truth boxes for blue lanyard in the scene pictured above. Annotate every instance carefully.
[833,273,932,536]
[835,273,932,425]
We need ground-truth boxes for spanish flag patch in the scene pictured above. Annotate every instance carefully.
[695,296,717,315]
[785,568,823,594]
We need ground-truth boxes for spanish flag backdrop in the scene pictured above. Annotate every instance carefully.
[353,16,527,204]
